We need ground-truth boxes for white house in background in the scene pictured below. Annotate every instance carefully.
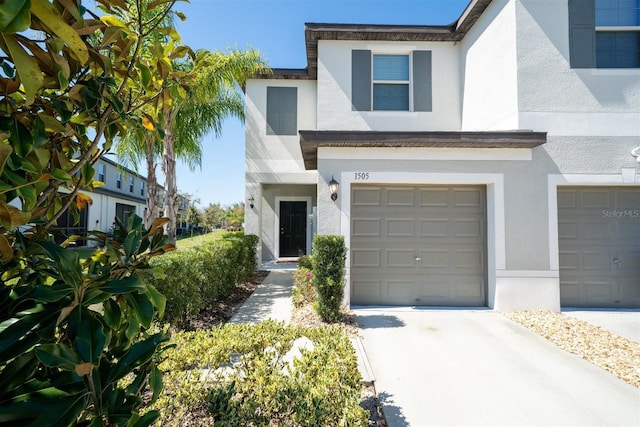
[52,157,155,243]
[245,0,640,311]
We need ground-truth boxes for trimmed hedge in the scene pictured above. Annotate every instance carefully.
[311,235,347,322]
[151,321,368,426]
[143,232,258,327]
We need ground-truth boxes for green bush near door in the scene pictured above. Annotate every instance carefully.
[311,235,347,322]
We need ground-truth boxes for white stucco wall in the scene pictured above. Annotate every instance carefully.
[460,0,519,131]
[515,0,640,137]
[316,40,461,131]
[244,78,319,261]
[245,79,318,177]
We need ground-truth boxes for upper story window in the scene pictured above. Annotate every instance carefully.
[596,0,640,67]
[266,87,297,136]
[129,176,134,193]
[116,172,122,189]
[373,54,410,111]
[352,50,432,112]
[569,0,640,68]
[140,181,145,196]
[98,163,105,182]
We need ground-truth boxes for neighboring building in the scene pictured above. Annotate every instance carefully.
[245,0,640,311]
[52,157,160,243]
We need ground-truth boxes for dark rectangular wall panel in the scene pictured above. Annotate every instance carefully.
[266,86,297,135]
[352,50,372,111]
[568,0,596,68]
[412,50,432,112]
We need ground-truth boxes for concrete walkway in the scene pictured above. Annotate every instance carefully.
[563,308,640,342]
[354,308,640,427]
[229,265,296,324]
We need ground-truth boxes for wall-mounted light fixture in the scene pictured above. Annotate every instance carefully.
[248,195,255,209]
[329,176,339,201]
[631,147,640,163]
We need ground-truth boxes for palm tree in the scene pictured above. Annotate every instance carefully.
[160,49,269,243]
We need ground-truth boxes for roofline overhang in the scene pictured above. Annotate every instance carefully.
[298,130,547,170]
[255,0,493,80]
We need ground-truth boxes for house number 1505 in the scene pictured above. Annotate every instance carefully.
[354,172,370,180]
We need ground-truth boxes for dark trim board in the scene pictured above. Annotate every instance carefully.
[298,130,547,170]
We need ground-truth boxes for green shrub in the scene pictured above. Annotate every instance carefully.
[0,216,172,426]
[151,321,368,426]
[144,233,258,327]
[297,254,313,270]
[292,266,316,307]
[312,235,347,322]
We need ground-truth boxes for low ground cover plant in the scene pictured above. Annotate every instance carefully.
[150,321,368,426]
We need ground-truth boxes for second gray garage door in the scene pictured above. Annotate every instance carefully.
[350,185,487,306]
[558,187,640,308]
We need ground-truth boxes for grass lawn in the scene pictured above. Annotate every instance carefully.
[175,230,227,250]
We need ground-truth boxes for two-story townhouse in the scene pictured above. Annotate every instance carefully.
[245,0,640,311]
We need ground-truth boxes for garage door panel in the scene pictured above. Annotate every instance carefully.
[387,281,417,299]
[558,220,578,239]
[352,218,381,237]
[386,218,415,236]
[582,191,611,209]
[352,185,486,306]
[582,222,612,240]
[386,250,415,268]
[453,250,483,269]
[558,187,640,308]
[419,219,449,237]
[419,188,449,207]
[453,219,483,238]
[353,188,381,206]
[352,249,381,267]
[583,282,615,300]
[352,279,381,298]
[453,189,482,207]
[386,188,415,206]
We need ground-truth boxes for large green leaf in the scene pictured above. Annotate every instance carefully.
[0,143,12,175]
[100,277,146,294]
[74,313,107,364]
[145,283,166,319]
[0,0,31,33]
[110,333,168,382]
[0,33,43,104]
[30,0,88,64]
[35,343,81,371]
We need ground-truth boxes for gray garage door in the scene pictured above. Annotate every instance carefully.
[558,187,640,308]
[350,185,486,306]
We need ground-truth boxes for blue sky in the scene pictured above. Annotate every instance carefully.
[171,0,470,207]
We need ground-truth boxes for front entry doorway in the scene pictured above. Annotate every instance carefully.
[279,201,307,257]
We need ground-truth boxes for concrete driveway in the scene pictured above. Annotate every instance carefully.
[562,309,640,342]
[354,308,640,426]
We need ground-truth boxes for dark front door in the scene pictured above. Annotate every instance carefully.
[279,201,307,257]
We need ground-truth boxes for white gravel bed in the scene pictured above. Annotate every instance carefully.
[504,310,640,388]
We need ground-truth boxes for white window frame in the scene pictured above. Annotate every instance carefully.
[98,163,105,182]
[116,172,122,189]
[371,52,412,112]
[129,176,134,193]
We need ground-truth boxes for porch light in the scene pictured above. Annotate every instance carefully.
[248,195,255,209]
[329,176,339,201]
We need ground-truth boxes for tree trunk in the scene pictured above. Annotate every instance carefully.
[144,133,158,229]
[162,114,178,244]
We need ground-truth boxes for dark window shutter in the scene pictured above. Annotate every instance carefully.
[352,50,372,111]
[568,0,595,68]
[266,86,297,135]
[412,50,432,112]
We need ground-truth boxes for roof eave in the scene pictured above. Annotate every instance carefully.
[299,130,547,170]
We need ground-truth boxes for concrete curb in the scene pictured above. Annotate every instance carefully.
[350,336,375,384]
